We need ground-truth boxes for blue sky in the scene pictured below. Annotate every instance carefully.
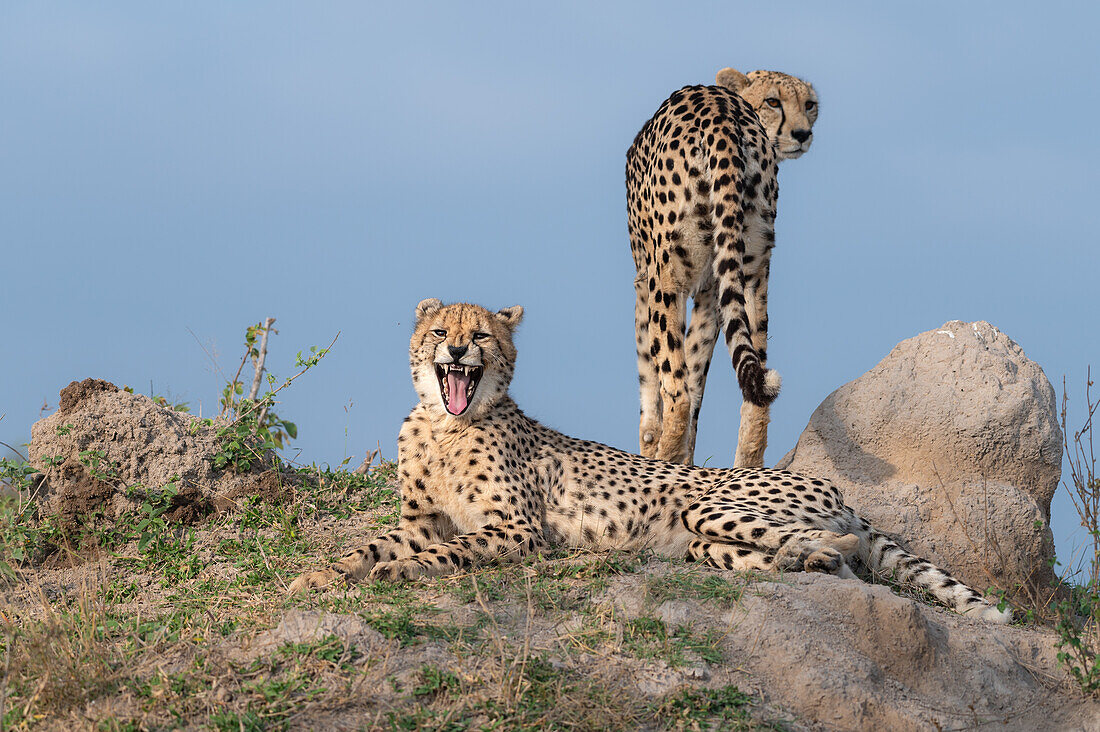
[1,3,1097,576]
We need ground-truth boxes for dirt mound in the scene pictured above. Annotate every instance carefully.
[28,378,293,529]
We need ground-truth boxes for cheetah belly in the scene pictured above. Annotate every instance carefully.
[544,478,694,556]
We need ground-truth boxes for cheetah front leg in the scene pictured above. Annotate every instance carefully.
[288,520,450,592]
[370,520,545,581]
[289,408,454,592]
[686,538,856,577]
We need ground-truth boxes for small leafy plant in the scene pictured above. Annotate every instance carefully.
[212,321,336,472]
[0,458,54,579]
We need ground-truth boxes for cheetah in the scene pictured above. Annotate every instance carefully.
[627,68,818,468]
[289,299,1010,624]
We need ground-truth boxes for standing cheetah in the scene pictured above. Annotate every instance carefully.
[627,68,818,467]
[289,300,1009,625]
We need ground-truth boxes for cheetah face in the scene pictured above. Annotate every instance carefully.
[716,68,818,161]
[409,299,523,421]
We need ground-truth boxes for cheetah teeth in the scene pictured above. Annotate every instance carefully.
[435,363,483,415]
[439,375,479,400]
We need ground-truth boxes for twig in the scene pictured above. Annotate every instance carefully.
[1061,368,1098,586]
[248,318,277,401]
[186,327,227,382]
[354,449,380,475]
[220,350,252,420]
[928,462,1024,604]
[0,441,27,462]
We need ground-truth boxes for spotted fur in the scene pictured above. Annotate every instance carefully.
[627,68,818,467]
[289,301,1010,624]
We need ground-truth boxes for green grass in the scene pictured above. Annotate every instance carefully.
[411,665,461,698]
[652,684,785,731]
[646,568,749,607]
[623,616,726,667]
[362,606,476,647]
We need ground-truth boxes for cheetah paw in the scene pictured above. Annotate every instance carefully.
[369,559,424,582]
[288,567,342,594]
[804,547,845,574]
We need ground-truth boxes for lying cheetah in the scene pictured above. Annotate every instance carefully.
[289,299,1009,624]
[627,68,818,467]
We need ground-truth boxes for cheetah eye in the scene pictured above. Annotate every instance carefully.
[805,100,816,111]
[473,332,491,342]
[765,98,781,108]
[432,329,447,337]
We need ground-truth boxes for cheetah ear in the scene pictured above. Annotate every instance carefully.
[415,298,443,321]
[716,67,750,92]
[495,305,524,329]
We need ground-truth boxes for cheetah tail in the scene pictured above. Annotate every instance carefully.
[856,525,1012,624]
[703,130,779,409]
[738,360,780,407]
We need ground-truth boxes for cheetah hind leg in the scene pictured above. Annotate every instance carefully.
[635,280,662,458]
[686,539,775,571]
[681,497,858,578]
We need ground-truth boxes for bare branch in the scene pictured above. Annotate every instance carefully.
[220,350,252,420]
[255,401,272,433]
[249,318,277,402]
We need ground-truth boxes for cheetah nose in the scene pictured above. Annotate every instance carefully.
[448,344,468,360]
[791,129,811,143]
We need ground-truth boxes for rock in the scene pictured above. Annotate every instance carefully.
[727,573,1096,731]
[604,563,1100,731]
[28,377,294,529]
[777,321,1061,601]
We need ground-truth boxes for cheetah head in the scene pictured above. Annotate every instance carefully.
[716,67,818,160]
[410,299,523,421]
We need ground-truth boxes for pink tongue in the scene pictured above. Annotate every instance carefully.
[446,370,471,415]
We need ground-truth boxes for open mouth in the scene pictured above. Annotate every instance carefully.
[435,363,484,416]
